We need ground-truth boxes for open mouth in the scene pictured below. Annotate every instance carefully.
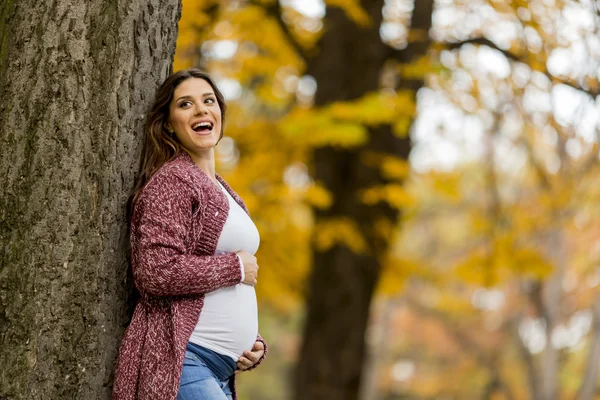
[192,121,214,133]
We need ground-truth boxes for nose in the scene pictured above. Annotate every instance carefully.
[195,103,208,115]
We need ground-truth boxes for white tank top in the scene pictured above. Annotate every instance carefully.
[188,181,260,361]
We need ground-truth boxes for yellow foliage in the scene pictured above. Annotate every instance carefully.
[373,217,395,241]
[360,184,416,209]
[376,258,415,294]
[513,248,554,278]
[228,6,304,67]
[325,0,371,27]
[469,210,493,236]
[314,217,368,254]
[280,8,324,50]
[326,91,414,126]
[280,107,369,148]
[304,183,333,209]
[174,0,216,70]
[251,0,276,5]
[454,238,554,286]
[361,152,411,180]
[427,171,462,203]
[435,293,475,315]
[454,249,498,286]
[392,117,412,137]
[401,55,433,80]
[377,255,439,295]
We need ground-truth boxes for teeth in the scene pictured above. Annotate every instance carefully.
[193,121,213,130]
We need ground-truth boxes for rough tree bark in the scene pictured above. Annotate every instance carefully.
[293,1,434,399]
[0,0,180,398]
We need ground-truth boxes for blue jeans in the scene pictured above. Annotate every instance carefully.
[177,342,236,400]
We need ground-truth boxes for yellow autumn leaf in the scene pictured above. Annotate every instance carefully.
[314,217,368,254]
[392,117,412,137]
[305,183,333,209]
[381,157,411,180]
[360,184,415,209]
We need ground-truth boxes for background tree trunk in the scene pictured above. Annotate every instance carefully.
[0,0,180,398]
[294,1,434,399]
[578,298,600,400]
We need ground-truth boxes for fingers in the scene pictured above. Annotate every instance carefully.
[243,276,258,286]
[236,344,265,373]
[252,341,264,351]
[236,356,252,371]
[245,349,262,363]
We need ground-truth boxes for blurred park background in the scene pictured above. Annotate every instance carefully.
[173,0,600,399]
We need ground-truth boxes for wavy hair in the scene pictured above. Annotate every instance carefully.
[129,69,227,217]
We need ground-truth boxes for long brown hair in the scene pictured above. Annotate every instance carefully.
[129,69,227,217]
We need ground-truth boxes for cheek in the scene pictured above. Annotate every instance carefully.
[171,107,190,122]
[172,114,186,127]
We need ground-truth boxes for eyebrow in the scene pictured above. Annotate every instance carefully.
[175,92,215,102]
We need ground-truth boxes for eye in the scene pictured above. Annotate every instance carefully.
[179,100,192,108]
[205,97,216,104]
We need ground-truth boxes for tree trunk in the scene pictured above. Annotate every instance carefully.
[293,1,433,399]
[578,297,600,400]
[0,0,180,398]
[541,230,565,400]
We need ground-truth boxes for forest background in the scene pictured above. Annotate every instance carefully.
[176,1,600,399]
[1,0,599,399]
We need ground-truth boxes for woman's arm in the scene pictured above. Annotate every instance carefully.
[132,172,242,297]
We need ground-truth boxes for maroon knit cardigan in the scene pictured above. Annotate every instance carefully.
[112,151,267,400]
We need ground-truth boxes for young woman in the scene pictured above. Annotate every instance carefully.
[113,69,267,400]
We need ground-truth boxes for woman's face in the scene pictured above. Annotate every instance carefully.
[166,77,222,155]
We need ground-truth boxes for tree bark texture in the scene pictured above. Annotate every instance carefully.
[0,0,180,398]
[293,1,434,399]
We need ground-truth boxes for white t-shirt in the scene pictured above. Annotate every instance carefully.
[188,181,260,361]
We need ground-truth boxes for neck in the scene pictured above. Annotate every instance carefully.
[184,148,217,182]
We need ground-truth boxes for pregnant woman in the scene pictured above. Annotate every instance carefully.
[113,69,267,400]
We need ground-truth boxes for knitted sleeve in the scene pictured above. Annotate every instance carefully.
[131,171,242,297]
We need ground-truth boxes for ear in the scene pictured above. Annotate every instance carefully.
[164,122,173,133]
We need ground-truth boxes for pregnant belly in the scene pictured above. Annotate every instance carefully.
[190,284,259,359]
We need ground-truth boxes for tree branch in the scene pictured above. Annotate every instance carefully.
[444,37,600,98]
[446,37,521,61]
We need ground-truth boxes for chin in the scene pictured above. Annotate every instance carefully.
[194,136,219,150]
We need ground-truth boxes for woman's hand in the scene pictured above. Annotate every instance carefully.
[235,341,265,373]
[237,251,259,286]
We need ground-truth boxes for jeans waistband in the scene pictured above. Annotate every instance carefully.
[186,342,236,381]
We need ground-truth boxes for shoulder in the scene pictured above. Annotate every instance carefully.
[142,164,195,200]
[136,153,208,212]
[144,152,212,195]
